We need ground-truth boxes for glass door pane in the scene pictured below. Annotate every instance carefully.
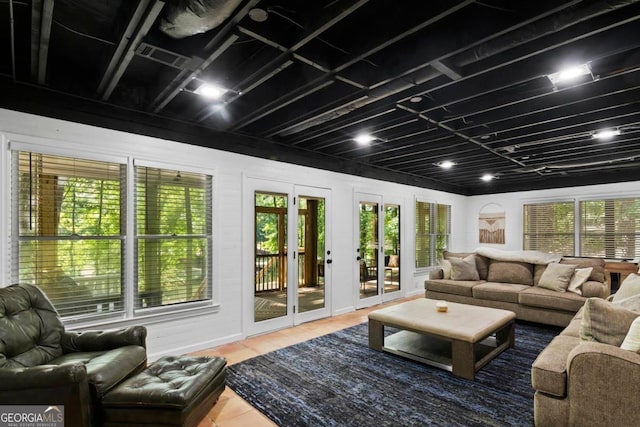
[254,192,288,322]
[384,204,400,293]
[359,201,379,299]
[297,196,325,313]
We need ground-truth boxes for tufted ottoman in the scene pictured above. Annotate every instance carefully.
[101,355,226,427]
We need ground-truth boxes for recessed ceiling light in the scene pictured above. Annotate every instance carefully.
[194,83,226,99]
[481,174,494,182]
[592,129,621,140]
[249,8,269,22]
[409,96,423,103]
[354,134,375,145]
[438,160,455,169]
[547,63,592,86]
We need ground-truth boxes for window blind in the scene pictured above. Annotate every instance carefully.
[580,198,640,259]
[135,166,212,309]
[415,201,431,268]
[13,151,125,317]
[415,201,450,268]
[435,203,451,264]
[523,201,574,255]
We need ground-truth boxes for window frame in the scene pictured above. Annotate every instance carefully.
[415,198,451,270]
[579,197,640,260]
[523,196,640,260]
[522,200,576,256]
[8,141,217,325]
[133,159,214,316]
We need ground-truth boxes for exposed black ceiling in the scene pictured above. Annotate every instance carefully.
[2,0,640,195]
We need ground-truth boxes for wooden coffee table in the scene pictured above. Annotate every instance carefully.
[368,299,516,380]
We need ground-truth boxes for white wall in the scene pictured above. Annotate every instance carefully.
[0,108,467,359]
[466,181,640,252]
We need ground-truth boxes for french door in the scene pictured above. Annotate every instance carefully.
[355,193,402,308]
[246,178,331,335]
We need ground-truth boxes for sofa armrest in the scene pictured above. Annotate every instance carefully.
[0,363,87,391]
[581,280,610,299]
[0,364,91,426]
[429,268,444,280]
[566,342,640,426]
[62,325,147,353]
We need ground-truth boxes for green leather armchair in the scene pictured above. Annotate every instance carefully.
[0,283,148,427]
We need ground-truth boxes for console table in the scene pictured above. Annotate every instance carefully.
[604,261,638,292]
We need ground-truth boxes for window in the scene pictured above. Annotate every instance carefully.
[12,150,213,320]
[523,201,575,255]
[13,152,125,317]
[415,201,450,268]
[580,198,640,259]
[135,166,212,309]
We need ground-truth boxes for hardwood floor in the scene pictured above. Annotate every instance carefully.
[192,295,420,427]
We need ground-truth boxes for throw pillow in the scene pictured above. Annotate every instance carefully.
[487,260,533,285]
[617,294,640,312]
[560,257,605,283]
[537,263,577,292]
[449,255,480,281]
[621,317,640,352]
[580,298,640,346]
[613,273,640,303]
[439,259,452,280]
[567,267,593,296]
[444,251,489,280]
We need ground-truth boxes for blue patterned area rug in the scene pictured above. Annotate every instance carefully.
[227,321,559,427]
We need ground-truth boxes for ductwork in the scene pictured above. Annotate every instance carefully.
[159,0,243,39]
[456,0,640,65]
[278,0,640,137]
[277,66,443,137]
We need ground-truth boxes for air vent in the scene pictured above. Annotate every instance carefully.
[135,43,201,70]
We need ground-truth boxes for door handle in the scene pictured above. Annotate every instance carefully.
[326,259,332,264]
[356,256,361,261]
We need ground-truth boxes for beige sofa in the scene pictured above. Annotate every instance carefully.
[425,249,609,327]
[532,294,640,426]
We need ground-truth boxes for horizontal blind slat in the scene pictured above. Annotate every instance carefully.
[135,166,212,309]
[13,151,125,318]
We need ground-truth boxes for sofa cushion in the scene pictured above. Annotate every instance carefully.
[487,260,533,285]
[567,267,592,295]
[449,255,480,281]
[472,282,530,304]
[560,257,605,283]
[444,251,489,280]
[537,263,577,292]
[532,335,581,397]
[580,298,640,346]
[423,279,481,297]
[519,287,585,313]
[50,345,147,399]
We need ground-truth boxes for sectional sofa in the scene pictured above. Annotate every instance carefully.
[531,279,640,426]
[424,248,609,327]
